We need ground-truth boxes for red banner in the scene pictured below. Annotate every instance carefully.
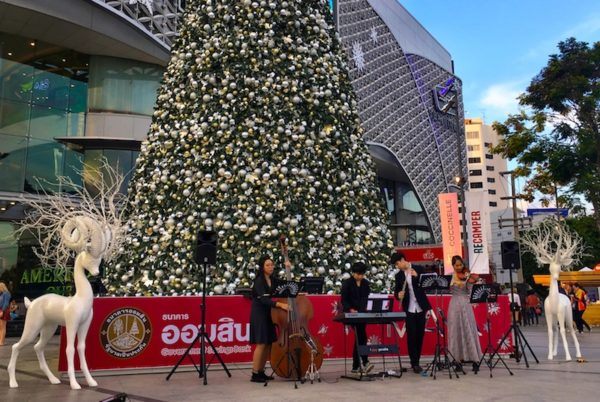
[59,295,513,372]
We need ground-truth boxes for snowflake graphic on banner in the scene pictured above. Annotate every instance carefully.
[352,41,365,72]
[497,338,510,352]
[488,303,501,316]
[324,344,334,356]
[368,335,381,345]
[318,324,328,335]
[331,301,340,315]
[370,27,379,43]
[483,321,491,333]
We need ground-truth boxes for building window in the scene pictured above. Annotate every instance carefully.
[469,169,482,176]
[489,201,497,207]
[466,131,479,139]
[486,165,494,171]
[470,182,483,189]
[484,142,492,148]
[489,189,496,195]
[485,153,494,159]
[467,144,480,152]
[487,177,496,183]
[468,157,481,164]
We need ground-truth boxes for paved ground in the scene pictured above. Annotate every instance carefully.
[0,321,598,402]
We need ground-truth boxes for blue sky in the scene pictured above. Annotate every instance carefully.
[400,0,600,125]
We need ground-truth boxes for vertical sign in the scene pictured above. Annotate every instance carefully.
[465,191,490,274]
[438,193,462,274]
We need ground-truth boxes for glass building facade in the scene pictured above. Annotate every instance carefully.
[0,32,155,297]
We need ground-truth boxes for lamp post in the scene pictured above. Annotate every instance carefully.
[449,178,469,264]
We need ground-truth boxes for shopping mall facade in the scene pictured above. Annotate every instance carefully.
[0,0,465,297]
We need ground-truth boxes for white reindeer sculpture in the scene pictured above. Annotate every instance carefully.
[520,219,583,361]
[8,217,107,389]
[7,159,126,389]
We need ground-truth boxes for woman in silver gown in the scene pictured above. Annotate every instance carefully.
[447,255,482,371]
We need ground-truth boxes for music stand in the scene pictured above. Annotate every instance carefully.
[470,284,513,377]
[492,268,539,367]
[420,273,464,380]
[300,277,325,294]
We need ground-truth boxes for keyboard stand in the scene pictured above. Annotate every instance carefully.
[340,324,374,381]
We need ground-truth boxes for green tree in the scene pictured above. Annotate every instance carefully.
[105,0,393,296]
[493,38,600,228]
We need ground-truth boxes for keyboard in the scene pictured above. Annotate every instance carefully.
[333,312,407,325]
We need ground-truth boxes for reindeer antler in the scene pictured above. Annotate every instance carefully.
[14,157,128,269]
[521,218,584,270]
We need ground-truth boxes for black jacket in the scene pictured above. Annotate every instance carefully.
[394,265,431,312]
[252,275,278,309]
[341,278,371,312]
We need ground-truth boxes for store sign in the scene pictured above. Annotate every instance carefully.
[438,193,462,274]
[465,192,490,274]
[432,77,458,115]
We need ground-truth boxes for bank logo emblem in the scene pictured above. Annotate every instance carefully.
[101,308,151,359]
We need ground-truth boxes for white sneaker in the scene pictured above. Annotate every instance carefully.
[363,363,375,374]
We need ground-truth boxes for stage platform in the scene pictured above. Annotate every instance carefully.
[1,321,598,402]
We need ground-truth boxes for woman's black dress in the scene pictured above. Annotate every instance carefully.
[249,275,278,344]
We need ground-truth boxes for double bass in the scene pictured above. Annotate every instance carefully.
[270,235,324,382]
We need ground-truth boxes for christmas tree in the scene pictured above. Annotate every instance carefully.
[105,0,393,296]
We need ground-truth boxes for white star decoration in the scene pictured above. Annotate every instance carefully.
[128,0,153,13]
[352,41,365,72]
[324,344,333,356]
[370,27,379,43]
[318,324,328,335]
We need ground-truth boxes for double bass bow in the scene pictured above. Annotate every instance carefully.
[270,235,324,381]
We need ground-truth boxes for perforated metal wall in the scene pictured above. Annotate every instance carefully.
[337,0,467,242]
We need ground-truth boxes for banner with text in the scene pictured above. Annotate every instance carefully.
[438,192,462,274]
[465,191,491,273]
[58,295,512,373]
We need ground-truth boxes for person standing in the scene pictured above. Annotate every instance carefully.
[573,283,591,333]
[392,252,431,373]
[249,256,289,383]
[526,291,541,326]
[447,256,482,370]
[0,282,11,345]
[509,287,522,325]
[340,262,374,374]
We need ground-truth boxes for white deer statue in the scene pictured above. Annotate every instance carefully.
[520,219,582,361]
[7,159,126,389]
[8,217,108,389]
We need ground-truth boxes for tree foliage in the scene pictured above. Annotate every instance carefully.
[493,38,600,228]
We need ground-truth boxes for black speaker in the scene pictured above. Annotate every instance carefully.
[195,230,218,265]
[501,241,521,270]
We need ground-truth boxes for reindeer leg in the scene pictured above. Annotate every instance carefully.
[566,311,582,359]
[35,324,61,384]
[8,318,44,388]
[557,317,571,361]
[546,313,554,360]
[553,322,559,357]
[77,312,97,387]
[65,321,81,390]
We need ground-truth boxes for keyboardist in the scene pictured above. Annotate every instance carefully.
[340,262,375,374]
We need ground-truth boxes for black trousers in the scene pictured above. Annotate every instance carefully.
[352,323,368,369]
[573,310,590,332]
[406,311,427,367]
